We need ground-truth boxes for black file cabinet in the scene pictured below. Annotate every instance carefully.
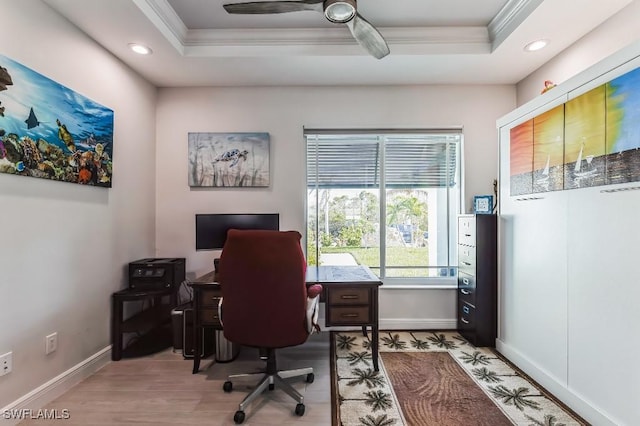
[457,214,497,347]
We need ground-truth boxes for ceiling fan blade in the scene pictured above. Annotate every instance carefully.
[223,0,323,14]
[346,13,390,59]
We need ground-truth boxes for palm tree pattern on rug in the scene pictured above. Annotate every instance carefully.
[333,331,587,426]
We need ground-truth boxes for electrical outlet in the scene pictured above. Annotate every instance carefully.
[0,352,12,376]
[45,332,58,355]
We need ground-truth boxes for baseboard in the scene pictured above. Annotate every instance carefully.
[1,346,112,425]
[379,318,457,330]
[321,319,456,333]
[496,339,618,426]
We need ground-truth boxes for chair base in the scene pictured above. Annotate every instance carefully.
[222,348,315,424]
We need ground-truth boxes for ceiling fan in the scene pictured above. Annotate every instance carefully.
[222,0,390,59]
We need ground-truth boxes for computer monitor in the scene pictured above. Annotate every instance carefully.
[195,213,280,250]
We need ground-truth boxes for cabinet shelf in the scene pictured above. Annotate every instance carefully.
[111,288,178,361]
[120,304,172,333]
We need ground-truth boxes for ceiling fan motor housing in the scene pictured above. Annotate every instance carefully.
[324,0,357,23]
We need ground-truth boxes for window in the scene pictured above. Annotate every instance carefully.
[306,129,462,284]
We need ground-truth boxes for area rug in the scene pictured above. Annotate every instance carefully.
[331,331,587,426]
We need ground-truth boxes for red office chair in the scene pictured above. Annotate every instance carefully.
[219,229,322,424]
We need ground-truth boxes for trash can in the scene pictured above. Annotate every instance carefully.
[215,330,240,363]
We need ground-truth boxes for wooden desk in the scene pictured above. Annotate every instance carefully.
[188,271,221,374]
[189,265,382,373]
[306,265,382,371]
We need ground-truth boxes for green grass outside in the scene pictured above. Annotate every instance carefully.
[321,246,429,267]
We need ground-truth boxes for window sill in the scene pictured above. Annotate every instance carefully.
[380,277,457,290]
[381,284,457,290]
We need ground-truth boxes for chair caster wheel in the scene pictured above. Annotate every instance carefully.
[268,383,275,391]
[295,403,305,416]
[233,410,245,424]
[223,381,233,392]
[306,373,315,383]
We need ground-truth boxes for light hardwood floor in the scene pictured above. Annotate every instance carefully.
[19,332,332,426]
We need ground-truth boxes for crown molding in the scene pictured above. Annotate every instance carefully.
[132,0,187,54]
[183,26,490,56]
[488,0,544,50]
[133,0,500,57]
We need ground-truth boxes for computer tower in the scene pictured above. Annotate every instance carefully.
[171,303,189,352]
[129,258,186,291]
[178,307,214,359]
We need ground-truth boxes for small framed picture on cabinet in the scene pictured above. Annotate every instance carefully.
[473,195,493,214]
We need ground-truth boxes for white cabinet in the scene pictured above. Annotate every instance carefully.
[565,188,640,422]
[497,42,640,426]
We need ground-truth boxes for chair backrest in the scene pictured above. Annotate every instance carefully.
[219,229,309,348]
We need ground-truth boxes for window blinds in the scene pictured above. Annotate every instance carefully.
[306,131,460,189]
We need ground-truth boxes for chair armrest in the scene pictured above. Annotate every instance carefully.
[307,284,323,299]
[306,284,323,334]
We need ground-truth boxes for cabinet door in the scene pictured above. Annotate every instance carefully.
[499,124,569,385]
[566,187,640,421]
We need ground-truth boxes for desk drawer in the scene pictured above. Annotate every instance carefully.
[328,288,370,305]
[201,308,222,327]
[327,306,370,325]
[200,290,221,307]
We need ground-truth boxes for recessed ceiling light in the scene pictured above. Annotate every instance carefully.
[524,39,549,52]
[128,43,152,55]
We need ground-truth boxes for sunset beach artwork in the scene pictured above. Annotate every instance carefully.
[509,65,640,196]
[564,85,606,189]
[533,104,564,193]
[606,66,640,184]
[509,119,533,196]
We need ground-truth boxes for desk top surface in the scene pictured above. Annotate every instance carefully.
[112,287,175,298]
[191,270,218,285]
[306,265,381,285]
[190,265,381,287]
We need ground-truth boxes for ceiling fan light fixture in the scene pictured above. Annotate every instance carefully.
[324,0,356,23]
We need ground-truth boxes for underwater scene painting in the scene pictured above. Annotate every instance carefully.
[188,132,270,187]
[0,54,114,187]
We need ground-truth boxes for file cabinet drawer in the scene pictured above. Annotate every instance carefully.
[459,302,475,333]
[458,245,476,275]
[458,216,476,246]
[458,273,476,305]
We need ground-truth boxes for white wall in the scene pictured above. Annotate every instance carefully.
[155,85,515,326]
[517,0,640,105]
[0,0,157,408]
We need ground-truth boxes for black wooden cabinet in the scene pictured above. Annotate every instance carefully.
[457,214,497,347]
